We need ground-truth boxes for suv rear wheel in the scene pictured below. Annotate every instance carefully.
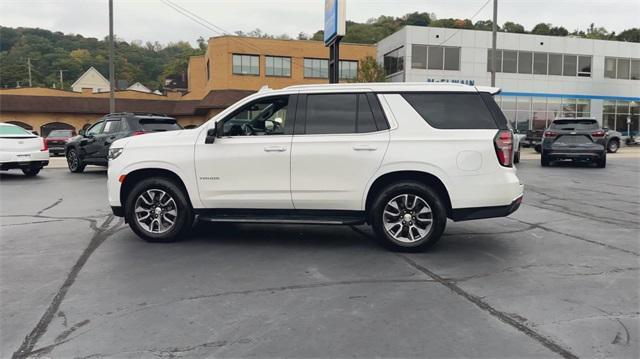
[607,139,619,153]
[125,177,193,242]
[370,181,447,251]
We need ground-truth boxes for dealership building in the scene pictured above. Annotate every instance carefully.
[378,26,640,135]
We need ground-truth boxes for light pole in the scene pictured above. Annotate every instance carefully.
[108,0,115,113]
[491,0,498,87]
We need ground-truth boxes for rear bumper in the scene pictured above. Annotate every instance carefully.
[450,195,523,221]
[545,149,605,161]
[0,160,49,171]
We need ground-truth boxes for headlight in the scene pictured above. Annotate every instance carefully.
[108,147,123,160]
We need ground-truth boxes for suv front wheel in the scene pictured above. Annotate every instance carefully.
[370,181,447,251]
[125,177,193,242]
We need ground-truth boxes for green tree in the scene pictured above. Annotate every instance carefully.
[503,21,525,33]
[354,56,385,83]
[617,28,640,42]
[531,23,551,35]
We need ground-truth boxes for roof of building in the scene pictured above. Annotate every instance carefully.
[71,67,110,89]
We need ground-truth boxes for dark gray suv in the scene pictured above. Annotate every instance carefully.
[540,118,606,168]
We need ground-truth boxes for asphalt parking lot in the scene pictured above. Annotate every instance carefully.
[1,155,639,358]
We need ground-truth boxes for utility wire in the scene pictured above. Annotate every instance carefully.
[438,0,492,46]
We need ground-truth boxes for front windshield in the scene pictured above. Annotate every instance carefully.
[0,125,34,136]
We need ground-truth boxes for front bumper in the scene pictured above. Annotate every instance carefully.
[450,195,523,221]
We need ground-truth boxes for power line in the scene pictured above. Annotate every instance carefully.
[438,0,492,46]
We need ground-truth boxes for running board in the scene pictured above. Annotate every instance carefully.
[194,209,366,225]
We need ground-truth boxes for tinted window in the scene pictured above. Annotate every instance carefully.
[487,49,502,72]
[550,120,599,130]
[533,52,547,74]
[305,94,357,134]
[518,51,532,74]
[138,118,181,132]
[412,44,427,69]
[103,120,121,134]
[444,47,460,70]
[502,51,517,73]
[578,56,591,77]
[0,125,33,136]
[357,95,377,133]
[604,57,617,78]
[403,93,497,130]
[563,55,577,76]
[617,59,630,79]
[427,46,443,70]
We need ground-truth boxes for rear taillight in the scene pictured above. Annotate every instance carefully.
[41,139,48,151]
[494,130,513,167]
[543,130,558,138]
[591,130,605,138]
[132,131,146,136]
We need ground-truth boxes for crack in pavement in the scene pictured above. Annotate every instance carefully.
[1,219,66,227]
[507,217,640,257]
[395,254,579,359]
[35,198,63,215]
[11,214,122,359]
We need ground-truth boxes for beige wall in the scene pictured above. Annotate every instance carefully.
[0,112,103,133]
[202,36,376,91]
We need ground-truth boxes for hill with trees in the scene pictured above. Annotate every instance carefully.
[1,13,638,90]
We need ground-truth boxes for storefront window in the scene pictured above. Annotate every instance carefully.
[547,97,562,119]
[411,45,427,69]
[384,47,404,75]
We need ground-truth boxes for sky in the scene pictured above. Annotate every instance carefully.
[1,0,639,46]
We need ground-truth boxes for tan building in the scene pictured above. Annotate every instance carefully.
[1,36,376,136]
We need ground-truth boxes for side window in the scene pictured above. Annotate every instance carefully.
[87,121,105,135]
[103,119,121,134]
[222,96,290,136]
[357,94,377,133]
[402,93,498,129]
[305,94,357,135]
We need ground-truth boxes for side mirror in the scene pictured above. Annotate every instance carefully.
[205,126,217,144]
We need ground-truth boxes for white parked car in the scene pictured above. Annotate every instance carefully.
[107,83,523,251]
[0,123,49,176]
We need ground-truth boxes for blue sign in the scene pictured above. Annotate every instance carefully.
[324,0,345,45]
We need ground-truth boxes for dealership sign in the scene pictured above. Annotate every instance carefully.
[427,78,475,86]
[324,0,346,44]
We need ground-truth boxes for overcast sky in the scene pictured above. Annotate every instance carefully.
[1,0,639,46]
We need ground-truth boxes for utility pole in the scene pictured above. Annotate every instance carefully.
[108,0,115,113]
[58,70,67,90]
[27,58,32,87]
[491,0,498,87]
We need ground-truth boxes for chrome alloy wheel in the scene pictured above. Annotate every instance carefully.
[134,189,178,234]
[67,150,78,170]
[383,194,433,243]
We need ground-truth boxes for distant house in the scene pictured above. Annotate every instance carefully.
[127,82,152,93]
[71,67,110,93]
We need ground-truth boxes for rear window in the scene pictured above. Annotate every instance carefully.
[550,120,598,130]
[402,93,498,129]
[137,118,182,132]
[0,125,33,136]
[48,130,74,137]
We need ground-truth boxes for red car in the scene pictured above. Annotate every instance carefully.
[45,129,76,156]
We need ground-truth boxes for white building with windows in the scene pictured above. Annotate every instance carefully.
[71,67,110,93]
[378,26,640,135]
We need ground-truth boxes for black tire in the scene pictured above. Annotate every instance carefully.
[514,150,520,164]
[22,167,41,177]
[125,177,193,243]
[534,144,541,153]
[66,148,86,173]
[370,181,447,252]
[607,139,619,153]
[541,154,550,167]
[596,154,606,168]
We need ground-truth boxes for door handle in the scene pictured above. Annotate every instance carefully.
[264,145,287,152]
[352,145,377,151]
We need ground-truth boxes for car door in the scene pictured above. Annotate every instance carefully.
[80,120,105,162]
[100,118,123,163]
[291,92,390,210]
[194,94,296,209]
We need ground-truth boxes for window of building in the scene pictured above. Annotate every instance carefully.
[502,50,517,73]
[563,55,577,76]
[232,54,259,75]
[486,49,502,72]
[304,58,328,78]
[443,47,460,70]
[631,59,640,80]
[605,57,617,79]
[383,47,404,75]
[533,52,547,75]
[548,53,563,75]
[577,56,591,77]
[617,58,630,79]
[427,46,443,70]
[603,100,639,135]
[412,44,427,69]
[518,51,533,74]
[206,59,210,80]
[266,56,291,77]
[402,93,497,129]
[339,60,358,80]
[305,94,357,134]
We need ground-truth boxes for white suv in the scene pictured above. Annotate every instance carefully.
[107,83,523,251]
